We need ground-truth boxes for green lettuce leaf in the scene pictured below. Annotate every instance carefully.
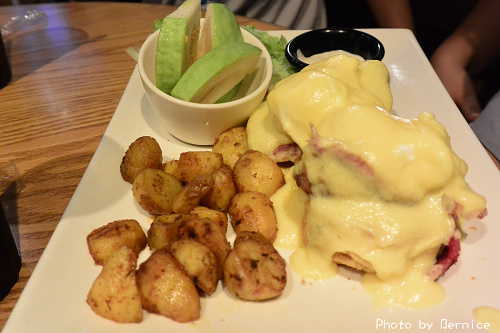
[153,18,163,31]
[242,25,297,89]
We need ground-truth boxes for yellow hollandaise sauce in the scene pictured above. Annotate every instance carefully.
[249,54,487,308]
[473,307,500,332]
[270,166,308,250]
[290,246,338,280]
[361,257,446,308]
[246,102,294,156]
[266,54,393,149]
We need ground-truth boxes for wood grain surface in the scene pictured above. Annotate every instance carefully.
[0,3,283,329]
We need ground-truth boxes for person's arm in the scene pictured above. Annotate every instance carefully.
[430,0,500,121]
[366,0,415,34]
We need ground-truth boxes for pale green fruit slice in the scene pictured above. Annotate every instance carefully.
[197,3,243,60]
[171,41,262,103]
[155,0,201,94]
[215,82,241,103]
[197,3,245,103]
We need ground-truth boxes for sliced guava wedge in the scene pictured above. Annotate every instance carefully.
[197,3,245,103]
[197,3,243,60]
[171,41,262,103]
[215,82,241,103]
[155,0,201,94]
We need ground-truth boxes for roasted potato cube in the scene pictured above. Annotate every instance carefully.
[87,219,147,265]
[120,136,163,183]
[169,240,219,295]
[176,218,231,278]
[132,168,183,215]
[233,150,285,197]
[172,174,214,214]
[191,206,228,233]
[136,248,200,323]
[212,127,248,169]
[162,159,179,176]
[228,191,278,243]
[223,231,286,301]
[175,151,224,183]
[87,246,143,323]
[200,165,236,212]
[147,214,197,250]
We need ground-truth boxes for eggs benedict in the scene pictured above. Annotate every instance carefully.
[247,54,487,307]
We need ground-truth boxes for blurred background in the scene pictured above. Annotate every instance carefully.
[1,0,499,135]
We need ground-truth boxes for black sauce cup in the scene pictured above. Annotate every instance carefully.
[0,34,12,89]
[285,28,385,70]
[0,203,21,301]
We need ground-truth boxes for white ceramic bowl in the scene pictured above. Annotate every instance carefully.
[138,28,273,145]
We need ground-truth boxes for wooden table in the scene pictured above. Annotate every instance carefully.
[0,2,283,329]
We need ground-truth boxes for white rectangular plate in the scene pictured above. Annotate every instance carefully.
[4,29,500,333]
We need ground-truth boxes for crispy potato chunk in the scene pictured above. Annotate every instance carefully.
[212,127,248,169]
[169,240,219,295]
[223,231,286,301]
[175,151,224,183]
[201,165,236,212]
[191,206,228,233]
[132,168,183,215]
[162,159,179,176]
[136,248,200,323]
[172,174,214,214]
[87,246,143,323]
[120,136,163,183]
[176,218,231,278]
[87,219,147,266]
[147,214,197,250]
[233,150,285,197]
[228,191,278,243]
